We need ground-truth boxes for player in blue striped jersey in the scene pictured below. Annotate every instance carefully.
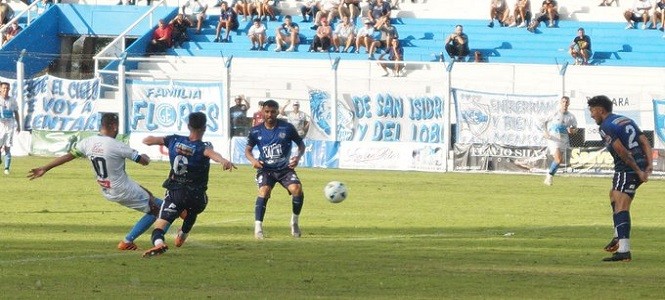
[588,95,652,262]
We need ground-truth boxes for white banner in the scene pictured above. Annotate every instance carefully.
[338,141,445,172]
[453,89,559,147]
[577,92,644,142]
[126,80,224,135]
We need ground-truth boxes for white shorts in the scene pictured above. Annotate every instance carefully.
[0,125,15,147]
[547,140,568,156]
[102,180,152,214]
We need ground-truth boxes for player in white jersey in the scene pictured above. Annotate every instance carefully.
[28,113,165,251]
[0,82,21,175]
[542,96,578,186]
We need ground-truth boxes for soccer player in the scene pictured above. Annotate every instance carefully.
[28,113,163,251]
[587,95,652,262]
[542,96,578,186]
[142,112,236,257]
[245,99,306,239]
[0,82,20,175]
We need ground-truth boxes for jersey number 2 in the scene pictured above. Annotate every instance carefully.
[625,125,639,149]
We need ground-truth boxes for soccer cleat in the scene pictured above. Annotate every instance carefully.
[175,229,188,247]
[3,169,8,175]
[602,251,631,262]
[291,223,301,238]
[603,237,619,253]
[117,241,138,250]
[544,174,553,186]
[142,244,168,258]
[254,230,264,240]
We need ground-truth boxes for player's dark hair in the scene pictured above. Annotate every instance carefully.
[263,99,279,110]
[100,113,119,128]
[587,95,613,113]
[188,112,207,130]
[0,82,9,88]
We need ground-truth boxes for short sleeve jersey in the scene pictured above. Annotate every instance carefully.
[71,135,142,200]
[599,113,648,172]
[0,96,18,128]
[162,135,212,191]
[247,119,303,171]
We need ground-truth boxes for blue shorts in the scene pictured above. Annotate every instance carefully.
[612,172,642,198]
[255,169,301,191]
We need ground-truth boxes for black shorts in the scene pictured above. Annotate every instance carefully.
[612,172,642,198]
[159,189,208,223]
[255,169,301,190]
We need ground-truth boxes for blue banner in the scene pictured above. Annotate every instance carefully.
[653,99,665,149]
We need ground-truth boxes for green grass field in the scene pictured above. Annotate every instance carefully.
[2,156,664,299]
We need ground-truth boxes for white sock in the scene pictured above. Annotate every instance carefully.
[291,214,299,225]
[618,238,630,253]
[255,221,263,232]
[154,239,164,246]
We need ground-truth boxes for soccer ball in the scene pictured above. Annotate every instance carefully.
[323,181,348,203]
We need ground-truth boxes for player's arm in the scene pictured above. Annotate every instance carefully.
[142,135,165,146]
[611,138,648,182]
[13,110,20,132]
[204,147,237,171]
[244,144,263,169]
[637,133,653,174]
[27,153,76,180]
[279,100,290,116]
[289,138,306,169]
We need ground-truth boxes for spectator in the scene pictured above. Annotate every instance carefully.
[2,22,20,45]
[254,0,277,21]
[230,95,250,136]
[234,0,253,22]
[0,0,14,26]
[368,0,391,29]
[444,25,470,62]
[339,0,361,21]
[279,100,310,138]
[650,0,665,30]
[252,100,265,126]
[332,15,356,52]
[528,0,559,31]
[355,18,376,55]
[214,1,239,43]
[474,50,486,62]
[182,0,208,34]
[370,21,398,60]
[624,0,652,29]
[509,0,531,28]
[599,0,617,6]
[274,15,300,52]
[312,0,340,30]
[147,19,173,54]
[309,17,333,52]
[569,27,592,65]
[170,13,192,48]
[488,0,510,28]
[300,0,319,23]
[248,18,267,50]
[36,0,53,15]
[378,38,404,77]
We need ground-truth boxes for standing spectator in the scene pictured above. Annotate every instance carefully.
[280,100,310,138]
[569,27,592,65]
[230,95,250,136]
[248,18,267,50]
[300,0,319,22]
[624,0,652,29]
[214,1,239,43]
[355,18,376,55]
[2,22,21,45]
[488,0,510,28]
[444,25,470,62]
[147,19,173,54]
[170,14,192,48]
[378,38,404,77]
[332,15,356,52]
[0,82,19,175]
[309,17,333,52]
[274,15,300,52]
[0,0,14,26]
[142,112,236,257]
[509,0,531,28]
[587,95,652,262]
[245,100,306,239]
[528,0,559,30]
[182,0,208,34]
[370,21,398,60]
[368,0,391,29]
[542,96,578,186]
[650,0,665,30]
[252,101,265,126]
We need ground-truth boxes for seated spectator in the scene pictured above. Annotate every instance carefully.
[0,0,14,26]
[274,15,300,52]
[332,15,356,52]
[234,0,253,22]
[488,0,510,28]
[2,22,20,45]
[509,0,531,28]
[528,0,558,30]
[300,0,319,22]
[36,0,53,15]
[279,100,310,138]
[569,27,592,65]
[309,17,333,52]
[624,0,652,29]
[370,21,398,60]
[252,100,265,126]
[312,0,340,29]
[230,95,250,136]
[214,1,239,42]
[598,0,617,6]
[339,0,361,21]
[182,0,208,34]
[378,38,404,77]
[473,51,486,62]
[248,18,267,50]
[651,0,665,30]
[147,19,173,54]
[170,13,192,48]
[254,0,277,21]
[368,0,391,29]
[355,18,376,55]
[444,25,470,62]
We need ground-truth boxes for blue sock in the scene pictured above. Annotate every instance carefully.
[125,213,157,242]
[4,150,11,170]
[292,195,304,215]
[182,213,198,233]
[151,228,165,245]
[614,210,631,239]
[548,161,559,175]
[255,197,267,221]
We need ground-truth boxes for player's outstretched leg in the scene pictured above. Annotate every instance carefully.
[175,212,197,247]
[120,213,157,250]
[143,228,169,257]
